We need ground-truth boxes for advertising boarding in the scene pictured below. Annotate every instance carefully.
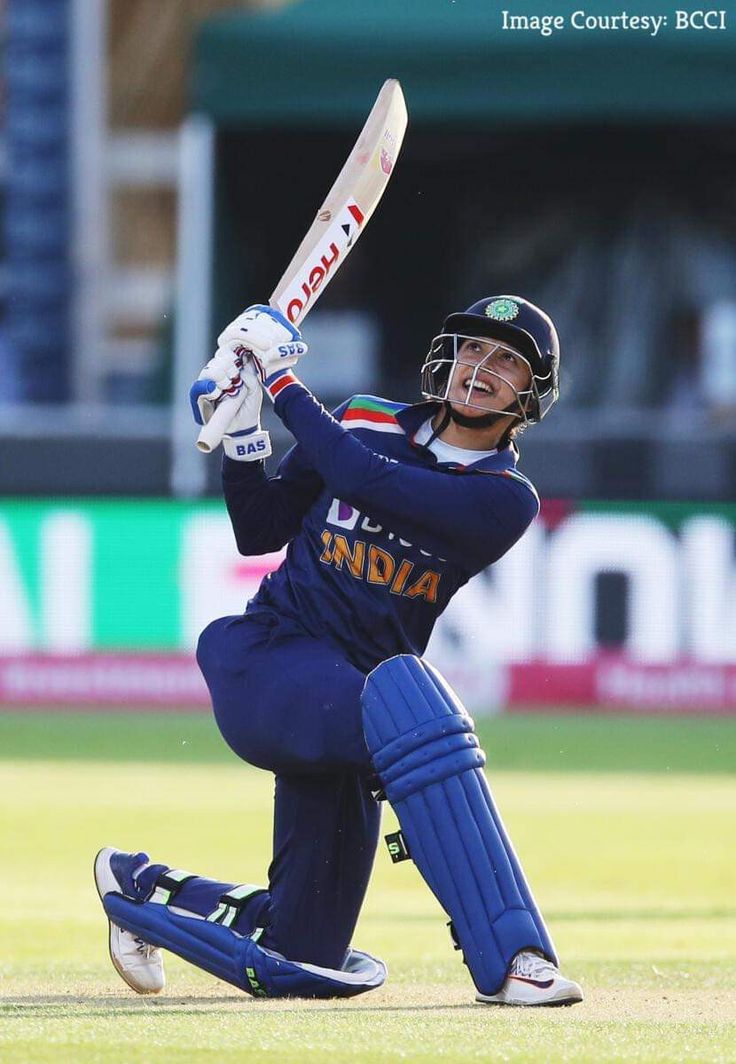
[0,499,734,714]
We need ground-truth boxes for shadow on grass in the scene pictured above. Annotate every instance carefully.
[0,995,474,1017]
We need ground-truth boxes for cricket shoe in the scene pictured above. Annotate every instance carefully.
[476,950,583,1007]
[94,846,165,994]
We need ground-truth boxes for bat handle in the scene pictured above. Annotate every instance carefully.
[195,393,245,453]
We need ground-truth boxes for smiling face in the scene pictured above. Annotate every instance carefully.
[445,337,533,419]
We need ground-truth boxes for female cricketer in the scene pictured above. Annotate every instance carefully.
[94,295,582,1007]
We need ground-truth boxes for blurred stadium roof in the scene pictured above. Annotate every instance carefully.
[193,0,736,126]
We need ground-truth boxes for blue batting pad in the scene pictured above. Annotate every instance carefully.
[362,654,557,995]
[103,893,386,999]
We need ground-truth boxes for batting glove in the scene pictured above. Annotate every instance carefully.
[190,350,272,460]
[217,304,308,399]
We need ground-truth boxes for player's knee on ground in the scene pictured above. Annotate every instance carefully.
[103,891,386,999]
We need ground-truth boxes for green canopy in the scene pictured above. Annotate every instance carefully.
[193,0,736,126]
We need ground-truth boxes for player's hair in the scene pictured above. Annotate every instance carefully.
[498,420,525,449]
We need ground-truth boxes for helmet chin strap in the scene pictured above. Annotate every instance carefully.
[424,402,453,448]
[448,404,518,430]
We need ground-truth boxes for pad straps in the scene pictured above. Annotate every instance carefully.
[149,868,197,905]
[206,884,268,929]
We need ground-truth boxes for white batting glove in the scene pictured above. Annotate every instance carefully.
[190,350,271,460]
[217,304,308,392]
[190,345,248,425]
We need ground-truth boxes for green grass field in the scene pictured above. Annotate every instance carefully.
[1,711,735,1063]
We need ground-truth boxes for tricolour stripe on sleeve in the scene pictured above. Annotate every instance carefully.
[342,417,405,434]
[264,369,300,402]
[340,396,406,433]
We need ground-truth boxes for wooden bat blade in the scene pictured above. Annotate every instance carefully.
[270,78,407,325]
[196,80,407,454]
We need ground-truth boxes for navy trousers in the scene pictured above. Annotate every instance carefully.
[190,612,381,969]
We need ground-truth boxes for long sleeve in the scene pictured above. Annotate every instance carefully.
[222,444,324,555]
[272,383,539,569]
[221,397,352,555]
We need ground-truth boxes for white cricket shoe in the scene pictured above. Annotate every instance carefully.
[476,950,583,1007]
[94,846,165,995]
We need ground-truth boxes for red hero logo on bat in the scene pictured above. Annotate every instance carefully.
[286,203,365,323]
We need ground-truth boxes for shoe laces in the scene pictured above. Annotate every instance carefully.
[133,936,158,959]
[510,950,558,980]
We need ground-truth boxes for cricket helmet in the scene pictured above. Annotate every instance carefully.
[421,295,560,424]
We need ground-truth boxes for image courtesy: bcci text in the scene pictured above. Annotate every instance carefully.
[501,8,727,36]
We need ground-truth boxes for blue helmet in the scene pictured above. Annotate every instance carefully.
[439,295,560,422]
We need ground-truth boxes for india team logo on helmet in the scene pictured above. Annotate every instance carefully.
[484,298,520,323]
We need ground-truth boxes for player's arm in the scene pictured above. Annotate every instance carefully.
[272,384,537,567]
[221,444,324,556]
[223,390,353,554]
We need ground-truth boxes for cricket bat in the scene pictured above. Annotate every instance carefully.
[196,78,408,453]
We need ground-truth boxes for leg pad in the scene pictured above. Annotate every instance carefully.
[362,655,556,995]
[104,893,385,999]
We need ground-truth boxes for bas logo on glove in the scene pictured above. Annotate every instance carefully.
[231,435,271,460]
[278,342,308,359]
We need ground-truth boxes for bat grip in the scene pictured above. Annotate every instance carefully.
[196,392,245,453]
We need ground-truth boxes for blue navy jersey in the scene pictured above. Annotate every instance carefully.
[222,379,539,674]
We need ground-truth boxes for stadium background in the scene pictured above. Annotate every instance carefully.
[1,0,735,716]
[1,4,735,1062]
